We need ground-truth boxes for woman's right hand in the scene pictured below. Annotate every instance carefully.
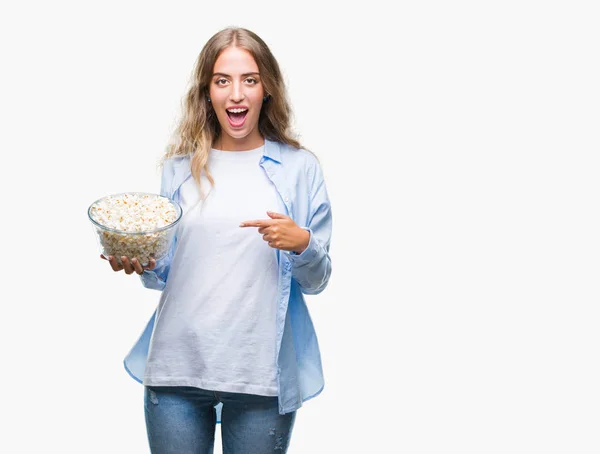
[100,254,157,275]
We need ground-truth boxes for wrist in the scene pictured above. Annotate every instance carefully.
[293,228,310,254]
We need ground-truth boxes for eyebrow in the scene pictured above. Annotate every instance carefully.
[212,72,260,78]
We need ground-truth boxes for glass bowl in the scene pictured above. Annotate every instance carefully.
[88,192,182,267]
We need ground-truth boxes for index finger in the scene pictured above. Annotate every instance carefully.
[239,219,274,228]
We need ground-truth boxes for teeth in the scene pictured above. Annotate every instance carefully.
[227,108,247,113]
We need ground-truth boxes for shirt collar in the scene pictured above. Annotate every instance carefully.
[263,138,282,163]
[174,137,281,173]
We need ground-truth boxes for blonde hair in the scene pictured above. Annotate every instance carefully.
[160,26,309,197]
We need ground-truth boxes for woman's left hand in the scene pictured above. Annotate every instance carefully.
[240,211,310,254]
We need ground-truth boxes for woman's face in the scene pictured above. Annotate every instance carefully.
[209,46,266,151]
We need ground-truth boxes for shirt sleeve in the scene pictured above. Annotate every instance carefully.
[284,158,333,295]
[139,158,175,291]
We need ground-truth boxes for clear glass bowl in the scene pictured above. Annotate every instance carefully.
[88,192,182,267]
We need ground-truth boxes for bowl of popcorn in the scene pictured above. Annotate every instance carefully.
[88,192,182,267]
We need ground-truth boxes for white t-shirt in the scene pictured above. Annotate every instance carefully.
[144,145,281,396]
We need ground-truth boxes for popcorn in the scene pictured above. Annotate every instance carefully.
[89,192,181,266]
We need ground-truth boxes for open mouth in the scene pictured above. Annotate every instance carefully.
[226,108,248,127]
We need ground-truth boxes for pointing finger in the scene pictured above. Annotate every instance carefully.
[239,219,275,228]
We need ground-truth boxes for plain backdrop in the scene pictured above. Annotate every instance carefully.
[1,1,599,453]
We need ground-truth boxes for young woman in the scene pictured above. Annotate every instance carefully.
[102,26,333,453]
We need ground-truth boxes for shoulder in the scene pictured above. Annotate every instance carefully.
[279,142,321,174]
[163,153,189,165]
[276,143,327,197]
[160,154,190,174]
[158,154,190,196]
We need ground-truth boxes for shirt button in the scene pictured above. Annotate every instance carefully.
[284,196,289,202]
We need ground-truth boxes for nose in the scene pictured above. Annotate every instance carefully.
[229,81,245,102]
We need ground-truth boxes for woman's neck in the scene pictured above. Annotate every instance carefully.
[214,134,265,152]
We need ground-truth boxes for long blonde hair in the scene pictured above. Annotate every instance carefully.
[160,27,307,197]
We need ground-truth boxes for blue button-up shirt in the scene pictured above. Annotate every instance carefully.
[123,139,333,422]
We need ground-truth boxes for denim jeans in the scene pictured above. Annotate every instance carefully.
[144,385,296,453]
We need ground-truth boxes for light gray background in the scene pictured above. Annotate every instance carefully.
[1,1,599,452]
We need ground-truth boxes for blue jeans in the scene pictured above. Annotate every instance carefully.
[144,385,296,453]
